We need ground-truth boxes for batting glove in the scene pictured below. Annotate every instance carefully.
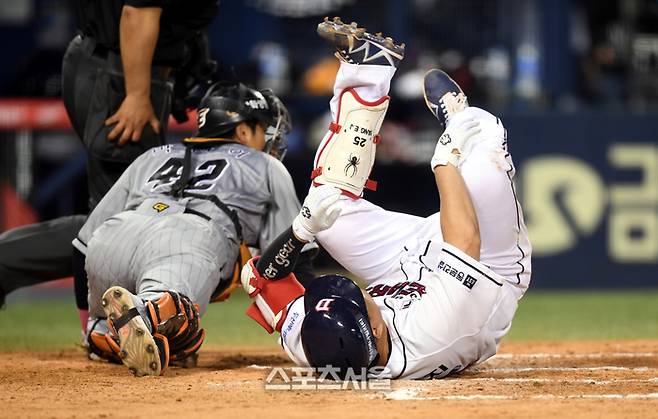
[292,185,343,242]
[431,116,481,169]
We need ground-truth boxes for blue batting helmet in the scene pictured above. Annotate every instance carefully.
[301,275,380,376]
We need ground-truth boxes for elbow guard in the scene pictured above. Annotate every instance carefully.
[241,257,305,334]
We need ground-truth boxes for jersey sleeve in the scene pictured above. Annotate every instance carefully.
[259,157,317,253]
[278,296,310,367]
[72,155,140,254]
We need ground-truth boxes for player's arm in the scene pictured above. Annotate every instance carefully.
[259,158,320,283]
[241,185,343,334]
[434,165,480,260]
[431,118,482,260]
[250,183,343,282]
[105,3,162,145]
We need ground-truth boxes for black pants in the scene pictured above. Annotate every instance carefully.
[0,215,87,305]
[0,35,174,305]
[62,34,173,208]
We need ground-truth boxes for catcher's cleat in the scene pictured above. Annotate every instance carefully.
[423,69,469,127]
[101,286,169,377]
[317,16,405,67]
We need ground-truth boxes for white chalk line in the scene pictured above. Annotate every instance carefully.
[207,380,260,388]
[493,352,658,360]
[247,364,271,370]
[447,377,658,385]
[472,366,652,373]
[380,388,658,401]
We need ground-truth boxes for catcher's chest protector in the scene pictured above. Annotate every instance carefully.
[312,88,389,198]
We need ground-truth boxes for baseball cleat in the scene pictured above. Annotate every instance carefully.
[317,16,405,67]
[423,69,469,127]
[101,286,168,377]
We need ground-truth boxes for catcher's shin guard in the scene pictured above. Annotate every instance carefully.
[86,319,122,364]
[101,286,169,377]
[312,88,389,198]
[144,290,205,364]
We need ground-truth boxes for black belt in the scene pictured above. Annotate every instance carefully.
[78,34,173,79]
[183,207,211,221]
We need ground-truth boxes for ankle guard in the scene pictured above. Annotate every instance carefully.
[311,88,389,199]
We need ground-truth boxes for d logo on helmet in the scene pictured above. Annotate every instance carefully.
[315,298,335,312]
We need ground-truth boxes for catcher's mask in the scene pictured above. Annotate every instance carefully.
[193,81,291,160]
[300,275,380,378]
[261,88,291,160]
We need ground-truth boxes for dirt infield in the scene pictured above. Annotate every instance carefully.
[1,340,656,418]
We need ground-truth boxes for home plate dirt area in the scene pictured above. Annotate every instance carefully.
[1,340,656,418]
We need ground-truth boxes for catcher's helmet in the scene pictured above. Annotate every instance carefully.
[301,275,380,377]
[194,81,291,159]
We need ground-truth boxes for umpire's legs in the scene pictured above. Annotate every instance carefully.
[0,215,87,305]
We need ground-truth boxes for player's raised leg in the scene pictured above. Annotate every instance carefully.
[423,69,532,296]
[312,19,432,284]
[312,17,403,198]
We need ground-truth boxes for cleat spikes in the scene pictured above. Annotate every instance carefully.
[101,286,164,377]
[317,17,405,68]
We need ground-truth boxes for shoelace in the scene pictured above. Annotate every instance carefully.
[440,92,468,122]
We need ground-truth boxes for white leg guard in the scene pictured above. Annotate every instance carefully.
[311,87,389,198]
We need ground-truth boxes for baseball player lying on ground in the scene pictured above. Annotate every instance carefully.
[72,83,316,376]
[240,18,531,379]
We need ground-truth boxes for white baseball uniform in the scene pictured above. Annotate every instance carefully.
[279,61,531,379]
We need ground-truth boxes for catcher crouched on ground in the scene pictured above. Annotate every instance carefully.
[73,82,316,376]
